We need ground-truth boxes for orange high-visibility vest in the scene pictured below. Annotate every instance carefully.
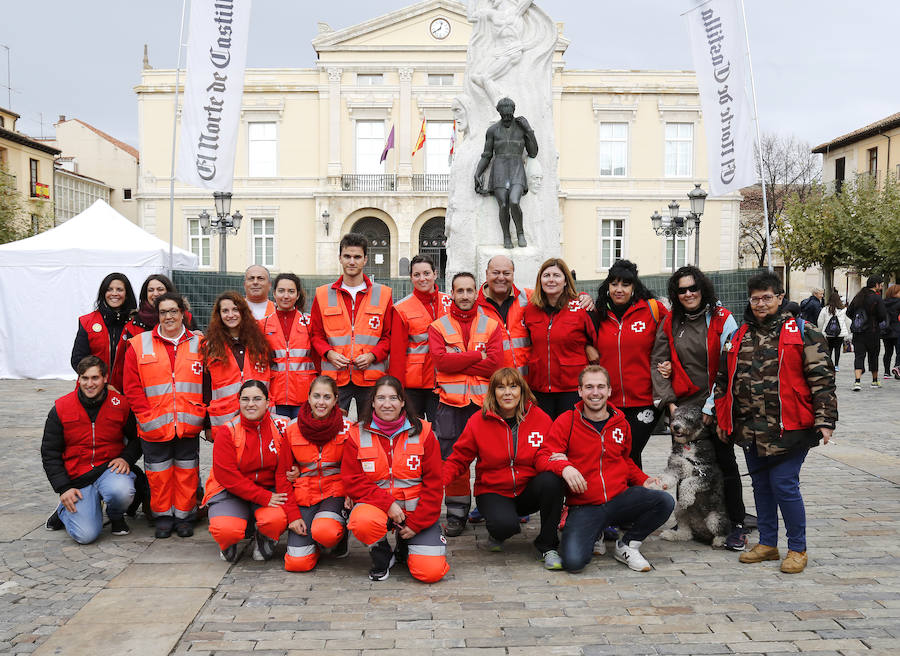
[259,311,317,405]
[130,330,205,441]
[394,291,451,389]
[477,286,532,375]
[431,312,498,407]
[206,346,272,428]
[316,282,391,386]
[202,414,285,505]
[351,421,433,512]
[286,416,354,506]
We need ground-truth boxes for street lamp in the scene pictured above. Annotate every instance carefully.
[650,183,707,270]
[200,191,242,273]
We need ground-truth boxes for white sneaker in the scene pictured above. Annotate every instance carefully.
[593,539,606,556]
[614,539,651,572]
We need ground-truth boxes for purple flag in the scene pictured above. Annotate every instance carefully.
[380,125,395,163]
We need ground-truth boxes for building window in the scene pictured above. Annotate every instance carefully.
[248,122,277,177]
[834,157,845,194]
[666,235,688,270]
[355,120,385,174]
[187,218,211,267]
[425,121,453,175]
[599,123,627,177]
[123,188,132,201]
[252,218,275,267]
[867,147,878,176]
[29,159,38,196]
[0,116,4,128]
[357,74,383,86]
[599,219,624,268]
[427,74,454,86]
[665,123,693,177]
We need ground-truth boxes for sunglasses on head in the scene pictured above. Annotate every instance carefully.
[677,284,700,295]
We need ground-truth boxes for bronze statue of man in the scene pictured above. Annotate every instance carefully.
[474,97,538,248]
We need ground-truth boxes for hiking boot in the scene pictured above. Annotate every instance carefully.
[487,537,504,552]
[110,517,130,536]
[852,381,861,391]
[175,521,194,538]
[739,543,780,563]
[252,530,276,561]
[593,539,607,556]
[445,516,466,537]
[542,549,563,570]
[780,550,808,573]
[368,539,395,581]
[724,523,748,552]
[46,510,64,531]
[220,543,241,563]
[154,518,174,539]
[468,507,484,523]
[614,540,652,572]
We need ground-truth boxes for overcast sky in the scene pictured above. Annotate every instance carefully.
[2,1,897,150]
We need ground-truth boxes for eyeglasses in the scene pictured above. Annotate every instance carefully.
[748,294,780,305]
[677,284,700,295]
[374,395,400,403]
[158,308,181,316]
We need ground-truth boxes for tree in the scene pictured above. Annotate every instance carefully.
[0,164,26,244]
[739,133,821,269]
[841,172,900,280]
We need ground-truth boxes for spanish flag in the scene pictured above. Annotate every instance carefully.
[412,118,426,157]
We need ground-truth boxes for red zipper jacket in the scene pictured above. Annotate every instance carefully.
[523,302,597,393]
[341,420,442,534]
[594,299,667,408]
[442,402,552,497]
[536,401,648,505]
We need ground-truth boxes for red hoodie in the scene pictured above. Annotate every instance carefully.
[536,401,648,505]
[442,402,552,497]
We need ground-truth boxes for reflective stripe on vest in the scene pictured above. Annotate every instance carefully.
[433,314,496,407]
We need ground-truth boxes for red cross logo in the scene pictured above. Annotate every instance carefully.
[406,455,421,470]
[110,396,121,406]
[786,322,799,333]
[254,362,266,373]
[474,342,486,352]
[298,313,310,326]
[368,316,380,330]
[612,428,625,444]
[631,320,646,333]
[268,439,277,454]
[568,300,580,312]
[340,418,352,434]
[527,431,544,447]
[274,418,288,432]
[191,361,203,375]
[441,296,452,310]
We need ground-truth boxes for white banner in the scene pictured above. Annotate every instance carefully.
[177,0,253,192]
[685,0,757,196]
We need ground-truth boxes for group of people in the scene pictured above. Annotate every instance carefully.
[42,231,839,580]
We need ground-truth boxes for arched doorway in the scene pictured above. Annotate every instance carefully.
[351,216,391,281]
[418,216,447,289]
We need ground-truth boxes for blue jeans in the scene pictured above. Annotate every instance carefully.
[744,446,808,552]
[57,469,136,545]
[560,486,674,572]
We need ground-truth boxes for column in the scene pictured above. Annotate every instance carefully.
[327,67,342,185]
[398,67,413,190]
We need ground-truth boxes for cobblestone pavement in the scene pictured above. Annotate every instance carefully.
[0,370,898,655]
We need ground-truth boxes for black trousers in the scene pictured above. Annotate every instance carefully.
[475,471,565,553]
[622,405,663,470]
[826,336,843,368]
[405,388,440,421]
[710,430,746,526]
[338,382,372,417]
[882,337,897,372]
[852,332,880,374]
[533,391,580,420]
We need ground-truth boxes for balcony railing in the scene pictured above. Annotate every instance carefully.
[411,174,449,192]
[341,174,396,192]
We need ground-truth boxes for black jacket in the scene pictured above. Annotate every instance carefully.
[848,288,887,335]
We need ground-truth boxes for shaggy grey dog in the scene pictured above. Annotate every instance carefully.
[656,406,730,547]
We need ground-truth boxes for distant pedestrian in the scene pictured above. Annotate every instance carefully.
[881,284,900,379]
[816,290,850,371]
[798,287,824,323]
[848,275,887,390]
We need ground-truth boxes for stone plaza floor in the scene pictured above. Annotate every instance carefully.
[0,370,898,655]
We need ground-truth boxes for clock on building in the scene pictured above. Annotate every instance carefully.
[429,18,450,40]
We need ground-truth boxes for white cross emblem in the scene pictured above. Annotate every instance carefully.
[274,418,288,432]
[368,316,380,330]
[441,296,452,310]
[724,341,733,352]
[268,439,277,454]
[298,313,310,326]
[340,418,352,434]
[631,320,646,333]
[191,361,203,375]
[110,396,121,406]
[612,428,625,444]
[527,431,544,447]
[406,455,421,470]
[786,322,799,333]
[568,300,580,312]
[474,342,486,352]
[254,362,266,373]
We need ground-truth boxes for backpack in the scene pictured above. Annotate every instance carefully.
[824,313,841,337]
[850,306,868,334]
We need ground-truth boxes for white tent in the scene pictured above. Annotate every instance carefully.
[0,199,198,379]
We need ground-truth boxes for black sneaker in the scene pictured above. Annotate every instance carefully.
[368,539,395,581]
[220,543,241,563]
[46,510,64,531]
[724,523,748,551]
[110,517,130,536]
[445,516,466,537]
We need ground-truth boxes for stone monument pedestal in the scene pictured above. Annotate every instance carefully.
[477,245,542,291]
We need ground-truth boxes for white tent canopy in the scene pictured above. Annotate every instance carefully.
[0,199,198,379]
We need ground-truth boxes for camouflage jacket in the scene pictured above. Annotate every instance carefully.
[715,308,838,456]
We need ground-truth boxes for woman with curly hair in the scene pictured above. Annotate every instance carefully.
[202,291,273,431]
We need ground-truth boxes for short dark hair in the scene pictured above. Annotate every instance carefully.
[747,272,784,296]
[451,272,476,290]
[239,379,269,400]
[410,254,436,274]
[154,292,187,313]
[359,375,422,433]
[76,355,107,377]
[496,97,515,113]
[340,232,368,257]
[867,274,884,288]
[272,273,306,311]
[595,259,654,323]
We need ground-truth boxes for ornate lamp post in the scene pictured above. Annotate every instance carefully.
[199,191,242,273]
[650,183,707,271]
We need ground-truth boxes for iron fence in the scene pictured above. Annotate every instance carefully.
[340,174,396,192]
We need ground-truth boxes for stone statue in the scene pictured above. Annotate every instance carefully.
[474,97,538,248]
[467,0,535,104]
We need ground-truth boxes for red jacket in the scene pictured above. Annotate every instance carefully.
[537,401,648,506]
[54,389,132,480]
[595,299,667,408]
[442,403,552,497]
[208,414,300,523]
[523,302,597,393]
[341,420,442,533]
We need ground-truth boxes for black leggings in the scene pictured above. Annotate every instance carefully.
[710,429,746,526]
[622,405,663,470]
[826,336,843,368]
[882,337,897,373]
[853,333,881,375]
[533,391,580,420]
[475,472,565,554]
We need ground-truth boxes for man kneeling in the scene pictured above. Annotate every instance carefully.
[537,365,674,572]
[41,356,139,544]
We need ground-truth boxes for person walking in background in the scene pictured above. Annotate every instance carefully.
[71,273,137,374]
[848,275,887,390]
[816,289,850,372]
[523,258,598,419]
[881,284,900,379]
[799,287,824,324]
